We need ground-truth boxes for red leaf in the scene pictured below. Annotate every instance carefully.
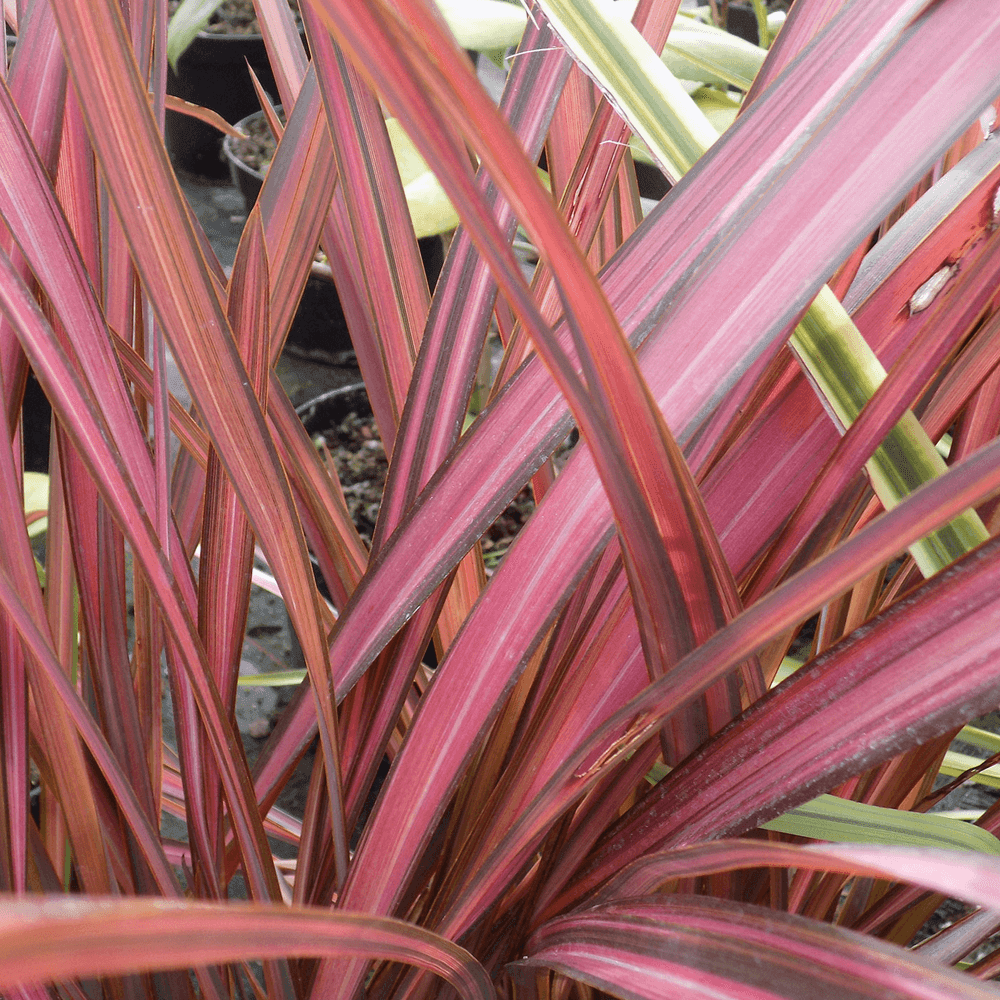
[0,897,494,1000]
[519,896,996,1000]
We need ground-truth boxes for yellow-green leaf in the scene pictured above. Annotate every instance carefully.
[762,793,1000,854]
[957,725,1000,754]
[536,0,719,181]
[662,18,765,90]
[433,0,527,52]
[237,670,307,687]
[23,471,48,538]
[691,85,741,134]
[385,118,460,236]
[166,0,225,70]
[940,751,1000,790]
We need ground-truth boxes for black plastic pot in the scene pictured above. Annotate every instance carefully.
[634,160,670,201]
[223,116,274,210]
[22,371,51,474]
[725,2,761,45]
[294,382,371,437]
[166,30,299,177]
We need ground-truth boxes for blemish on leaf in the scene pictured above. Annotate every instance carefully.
[982,105,998,139]
[909,265,954,315]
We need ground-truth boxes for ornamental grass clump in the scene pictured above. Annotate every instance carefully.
[4,0,1000,998]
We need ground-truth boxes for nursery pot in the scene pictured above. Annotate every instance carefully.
[725,2,761,44]
[294,382,371,438]
[166,30,302,177]
[22,371,51,474]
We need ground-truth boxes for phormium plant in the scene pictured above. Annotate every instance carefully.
[3,0,1000,997]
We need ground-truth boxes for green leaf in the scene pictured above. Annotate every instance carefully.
[535,0,723,181]
[761,793,1000,854]
[166,0,226,70]
[628,87,740,166]
[771,656,804,686]
[433,0,527,52]
[237,670,307,687]
[940,750,1000,789]
[789,287,989,576]
[958,725,1000,753]
[566,0,767,89]
[385,117,460,236]
[691,85,741,132]
[662,17,765,90]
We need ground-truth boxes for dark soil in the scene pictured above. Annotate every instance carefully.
[323,410,388,548]
[168,0,299,36]
[322,409,539,560]
[227,109,280,173]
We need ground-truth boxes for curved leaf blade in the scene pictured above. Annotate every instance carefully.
[594,840,1000,916]
[518,897,997,1000]
[0,897,494,1000]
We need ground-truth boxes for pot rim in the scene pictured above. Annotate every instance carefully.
[222,107,279,181]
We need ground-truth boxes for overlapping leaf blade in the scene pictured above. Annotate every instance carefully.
[302,0,1000,725]
[445,435,1000,931]
[0,897,494,1000]
[5,0,1000,994]
[591,839,1000,910]
[240,3,1000,996]
[518,896,998,1000]
[45,0,350,894]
